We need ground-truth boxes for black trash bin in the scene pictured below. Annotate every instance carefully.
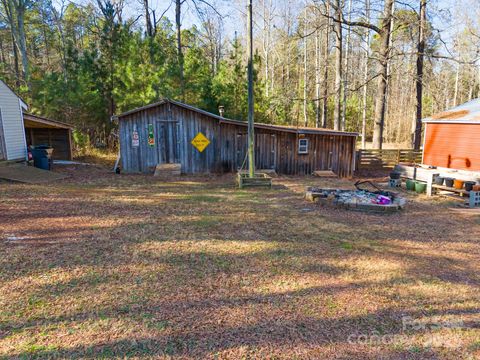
[31,145,54,170]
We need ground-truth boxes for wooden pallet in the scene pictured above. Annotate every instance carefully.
[432,184,469,196]
[313,170,337,178]
[431,185,480,208]
[154,163,181,177]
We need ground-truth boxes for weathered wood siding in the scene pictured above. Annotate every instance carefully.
[119,102,356,177]
[25,128,72,160]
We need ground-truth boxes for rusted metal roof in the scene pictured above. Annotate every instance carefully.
[423,99,480,123]
[115,99,358,137]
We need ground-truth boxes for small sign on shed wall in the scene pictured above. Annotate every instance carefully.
[191,132,210,153]
[132,131,139,147]
[148,124,155,147]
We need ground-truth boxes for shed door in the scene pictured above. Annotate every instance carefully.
[156,121,181,164]
[258,133,276,169]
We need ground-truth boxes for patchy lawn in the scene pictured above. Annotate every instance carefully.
[0,166,479,359]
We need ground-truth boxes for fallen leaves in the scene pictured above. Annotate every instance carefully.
[0,166,479,359]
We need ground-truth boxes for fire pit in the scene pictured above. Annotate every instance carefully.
[305,181,406,213]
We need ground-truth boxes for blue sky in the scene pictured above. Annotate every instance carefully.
[62,0,474,54]
[132,0,467,45]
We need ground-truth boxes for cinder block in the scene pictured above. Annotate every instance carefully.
[470,191,480,208]
[389,179,402,188]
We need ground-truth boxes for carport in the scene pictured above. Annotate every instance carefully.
[23,114,74,160]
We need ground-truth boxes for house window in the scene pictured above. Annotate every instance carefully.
[298,138,309,154]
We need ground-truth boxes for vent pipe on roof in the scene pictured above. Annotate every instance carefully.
[219,105,225,117]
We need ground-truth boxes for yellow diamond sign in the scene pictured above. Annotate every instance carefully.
[191,132,210,153]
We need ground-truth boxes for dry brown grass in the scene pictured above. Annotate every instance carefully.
[73,148,117,167]
[0,166,479,359]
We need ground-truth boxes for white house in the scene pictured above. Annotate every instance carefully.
[0,79,28,161]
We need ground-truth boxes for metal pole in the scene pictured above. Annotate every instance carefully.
[247,0,255,178]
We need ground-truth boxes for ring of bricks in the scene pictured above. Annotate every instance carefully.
[305,188,406,213]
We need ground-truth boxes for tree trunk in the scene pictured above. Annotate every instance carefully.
[15,1,29,85]
[10,30,20,86]
[0,36,4,64]
[361,0,370,149]
[413,0,426,150]
[144,0,154,37]
[51,5,68,83]
[372,0,394,149]
[477,66,480,99]
[468,66,474,101]
[383,0,395,144]
[303,1,308,127]
[315,28,321,128]
[333,0,342,131]
[40,7,50,68]
[321,1,330,128]
[271,50,275,95]
[341,0,352,131]
[262,0,271,98]
[176,0,185,101]
[453,63,460,107]
[2,0,28,86]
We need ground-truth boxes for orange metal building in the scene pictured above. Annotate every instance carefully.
[423,100,480,172]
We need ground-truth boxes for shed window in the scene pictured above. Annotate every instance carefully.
[298,138,309,154]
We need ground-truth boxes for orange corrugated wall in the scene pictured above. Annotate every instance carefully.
[423,123,480,171]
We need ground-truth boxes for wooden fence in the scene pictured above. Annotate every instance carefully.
[355,149,423,171]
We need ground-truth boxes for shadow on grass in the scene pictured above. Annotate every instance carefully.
[1,172,479,358]
[6,303,476,359]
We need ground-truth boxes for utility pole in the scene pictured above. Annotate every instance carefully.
[247,0,255,178]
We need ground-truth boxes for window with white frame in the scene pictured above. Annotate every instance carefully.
[298,138,309,154]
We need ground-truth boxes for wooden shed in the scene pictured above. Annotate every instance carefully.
[23,113,74,160]
[116,99,357,177]
[423,99,480,171]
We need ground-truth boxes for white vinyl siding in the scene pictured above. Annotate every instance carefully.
[0,81,27,160]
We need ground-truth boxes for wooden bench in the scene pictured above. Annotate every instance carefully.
[431,184,469,197]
